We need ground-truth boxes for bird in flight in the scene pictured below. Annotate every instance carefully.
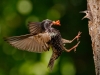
[4,19,81,70]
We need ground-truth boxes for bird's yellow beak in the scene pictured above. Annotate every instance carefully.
[52,20,61,26]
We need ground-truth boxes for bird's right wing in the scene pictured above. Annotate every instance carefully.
[4,33,51,53]
[28,22,42,34]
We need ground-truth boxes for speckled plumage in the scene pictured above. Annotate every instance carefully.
[47,28,63,70]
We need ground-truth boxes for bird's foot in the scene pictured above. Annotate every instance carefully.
[64,41,80,52]
[73,41,80,52]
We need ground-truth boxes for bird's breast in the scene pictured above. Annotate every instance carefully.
[48,31,63,52]
[49,32,57,37]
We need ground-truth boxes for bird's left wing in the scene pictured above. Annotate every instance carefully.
[4,33,51,53]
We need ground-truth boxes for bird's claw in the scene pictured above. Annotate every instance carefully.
[76,31,82,41]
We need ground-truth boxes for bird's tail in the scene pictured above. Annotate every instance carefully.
[48,51,60,70]
[48,53,55,71]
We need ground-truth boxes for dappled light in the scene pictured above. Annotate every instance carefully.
[0,0,95,75]
[25,15,39,25]
[61,60,76,75]
[19,61,49,75]
[47,9,61,20]
[17,0,33,15]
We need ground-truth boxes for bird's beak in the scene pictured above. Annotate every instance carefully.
[52,20,61,26]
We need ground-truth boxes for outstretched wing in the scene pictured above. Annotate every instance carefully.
[28,22,43,34]
[4,33,51,53]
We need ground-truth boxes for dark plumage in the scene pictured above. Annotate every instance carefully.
[4,19,81,70]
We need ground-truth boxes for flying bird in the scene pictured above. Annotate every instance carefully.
[4,19,81,70]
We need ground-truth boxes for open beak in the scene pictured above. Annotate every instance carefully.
[52,20,61,26]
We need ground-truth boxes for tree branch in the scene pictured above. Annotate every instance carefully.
[82,0,100,75]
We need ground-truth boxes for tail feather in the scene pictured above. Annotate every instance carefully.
[48,47,62,70]
[48,57,55,70]
[48,51,59,70]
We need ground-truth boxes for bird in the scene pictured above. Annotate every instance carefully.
[80,10,93,21]
[4,19,81,70]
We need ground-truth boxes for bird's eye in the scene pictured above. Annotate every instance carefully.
[48,22,51,25]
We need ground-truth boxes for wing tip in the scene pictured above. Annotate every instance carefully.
[28,21,33,27]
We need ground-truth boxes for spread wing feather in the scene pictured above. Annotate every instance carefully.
[28,22,43,34]
[4,33,51,53]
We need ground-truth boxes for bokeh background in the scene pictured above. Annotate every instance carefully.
[0,0,95,75]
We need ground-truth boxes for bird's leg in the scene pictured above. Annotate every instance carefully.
[63,41,80,52]
[62,31,82,44]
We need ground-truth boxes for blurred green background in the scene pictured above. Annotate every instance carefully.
[0,0,95,75]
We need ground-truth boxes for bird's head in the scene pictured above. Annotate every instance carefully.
[41,19,60,29]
